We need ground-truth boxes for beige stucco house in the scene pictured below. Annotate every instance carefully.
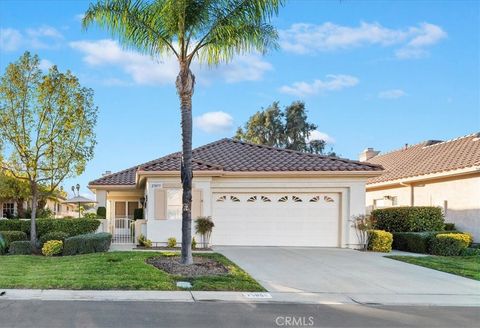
[363,132,480,241]
[1,196,77,219]
[88,138,382,247]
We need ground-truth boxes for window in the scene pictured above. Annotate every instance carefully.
[2,203,14,218]
[167,189,182,219]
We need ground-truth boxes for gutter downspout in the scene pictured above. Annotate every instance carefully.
[400,182,414,206]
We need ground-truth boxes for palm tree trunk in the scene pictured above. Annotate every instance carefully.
[176,64,195,265]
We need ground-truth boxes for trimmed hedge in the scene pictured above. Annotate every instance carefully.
[0,231,28,248]
[0,219,100,238]
[430,233,470,256]
[39,231,69,247]
[392,231,466,254]
[372,207,444,233]
[63,233,112,256]
[9,241,32,255]
[96,207,106,219]
[368,230,393,253]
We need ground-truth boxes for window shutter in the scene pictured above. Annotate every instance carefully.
[192,189,203,219]
[154,189,166,220]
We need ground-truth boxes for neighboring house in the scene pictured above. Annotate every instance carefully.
[44,197,78,218]
[88,138,382,247]
[0,196,77,219]
[362,132,480,241]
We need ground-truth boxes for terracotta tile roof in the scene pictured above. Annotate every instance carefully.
[89,138,382,186]
[366,132,480,185]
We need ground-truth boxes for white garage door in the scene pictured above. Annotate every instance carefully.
[211,193,340,247]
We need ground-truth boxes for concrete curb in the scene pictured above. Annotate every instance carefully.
[1,289,479,306]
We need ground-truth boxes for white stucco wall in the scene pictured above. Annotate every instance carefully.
[144,175,368,248]
[366,174,480,241]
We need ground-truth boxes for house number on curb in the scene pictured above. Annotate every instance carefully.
[243,292,272,299]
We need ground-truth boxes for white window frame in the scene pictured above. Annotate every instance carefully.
[2,202,15,217]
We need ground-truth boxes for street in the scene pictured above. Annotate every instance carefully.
[0,300,478,328]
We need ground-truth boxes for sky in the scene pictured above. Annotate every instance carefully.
[1,0,479,198]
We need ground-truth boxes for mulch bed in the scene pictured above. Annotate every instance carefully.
[146,256,229,277]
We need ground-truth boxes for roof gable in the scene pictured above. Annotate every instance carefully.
[89,138,382,186]
[367,132,480,184]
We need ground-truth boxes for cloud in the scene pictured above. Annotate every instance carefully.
[70,39,272,85]
[195,111,233,133]
[279,74,359,97]
[0,26,63,52]
[39,59,53,71]
[75,14,85,22]
[308,130,335,144]
[378,89,407,99]
[280,22,446,59]
[0,28,23,51]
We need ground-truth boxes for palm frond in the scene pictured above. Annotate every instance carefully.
[83,0,179,58]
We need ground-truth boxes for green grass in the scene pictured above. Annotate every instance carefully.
[0,251,265,291]
[387,255,480,280]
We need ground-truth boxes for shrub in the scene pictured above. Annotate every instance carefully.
[351,214,375,251]
[167,237,177,248]
[0,235,6,255]
[96,207,106,219]
[83,213,98,220]
[0,231,28,248]
[0,219,100,238]
[192,237,197,250]
[39,231,69,247]
[392,231,463,254]
[372,207,444,233]
[194,216,214,248]
[444,223,455,231]
[42,240,63,256]
[430,233,470,256]
[368,230,393,253]
[134,208,143,220]
[138,234,152,248]
[63,233,112,256]
[9,241,32,255]
[461,247,480,256]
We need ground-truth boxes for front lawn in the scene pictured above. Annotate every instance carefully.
[0,251,264,291]
[387,255,480,281]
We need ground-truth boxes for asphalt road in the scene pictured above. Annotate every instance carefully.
[0,300,478,328]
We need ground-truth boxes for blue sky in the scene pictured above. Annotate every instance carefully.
[1,0,479,197]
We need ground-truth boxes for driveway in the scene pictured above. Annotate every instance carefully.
[214,247,480,295]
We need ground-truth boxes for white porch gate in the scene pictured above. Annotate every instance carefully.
[111,218,135,244]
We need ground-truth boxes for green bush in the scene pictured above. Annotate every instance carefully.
[430,233,470,256]
[96,207,106,219]
[137,234,152,248]
[134,208,143,220]
[39,231,69,247]
[42,240,63,256]
[192,237,197,250]
[368,230,393,252]
[63,233,112,256]
[392,231,463,253]
[9,241,32,255]
[0,219,100,238]
[0,235,6,255]
[461,247,480,256]
[444,223,455,231]
[372,207,444,233]
[0,231,28,248]
[167,237,177,248]
[83,213,98,220]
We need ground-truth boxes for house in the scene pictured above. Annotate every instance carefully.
[88,138,382,247]
[0,196,77,219]
[362,132,480,241]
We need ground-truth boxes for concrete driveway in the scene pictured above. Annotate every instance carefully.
[215,247,480,295]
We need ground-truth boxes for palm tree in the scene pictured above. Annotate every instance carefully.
[83,0,283,264]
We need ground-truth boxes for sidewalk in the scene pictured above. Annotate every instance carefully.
[1,289,479,307]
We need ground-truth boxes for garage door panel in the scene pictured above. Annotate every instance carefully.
[211,193,340,247]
